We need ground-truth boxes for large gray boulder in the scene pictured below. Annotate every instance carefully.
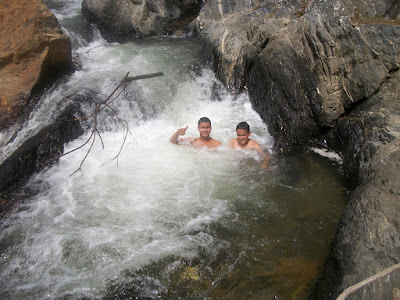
[193,1,400,298]
[195,0,302,91]
[312,70,400,299]
[81,0,202,41]
[247,15,399,148]
[194,0,400,148]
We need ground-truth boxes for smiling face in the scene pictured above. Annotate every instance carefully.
[198,122,212,139]
[236,128,251,147]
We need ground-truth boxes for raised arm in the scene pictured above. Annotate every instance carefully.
[170,126,188,144]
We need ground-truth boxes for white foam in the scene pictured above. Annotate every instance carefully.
[311,147,343,164]
[0,9,276,298]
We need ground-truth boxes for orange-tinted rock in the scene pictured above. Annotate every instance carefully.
[0,0,72,130]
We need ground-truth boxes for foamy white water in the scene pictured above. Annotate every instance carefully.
[0,12,274,298]
[0,1,347,299]
[0,76,273,299]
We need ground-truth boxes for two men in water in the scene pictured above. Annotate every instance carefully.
[170,118,270,168]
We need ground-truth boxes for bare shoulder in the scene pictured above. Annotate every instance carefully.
[210,138,221,148]
[190,137,201,146]
[205,139,221,148]
[229,138,238,148]
[247,139,262,150]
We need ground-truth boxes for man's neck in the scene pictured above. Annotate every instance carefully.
[237,140,249,148]
[199,136,211,142]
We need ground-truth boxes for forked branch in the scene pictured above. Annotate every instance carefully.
[47,71,164,176]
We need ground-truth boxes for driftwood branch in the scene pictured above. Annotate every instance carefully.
[126,72,164,82]
[68,71,164,175]
[39,71,164,176]
[336,263,400,300]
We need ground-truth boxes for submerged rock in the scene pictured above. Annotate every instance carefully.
[0,104,84,213]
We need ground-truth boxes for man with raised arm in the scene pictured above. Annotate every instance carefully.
[170,117,221,149]
[229,121,271,168]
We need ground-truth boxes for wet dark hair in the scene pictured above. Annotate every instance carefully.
[236,121,250,132]
[198,117,211,126]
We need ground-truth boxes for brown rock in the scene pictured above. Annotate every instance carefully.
[0,0,72,130]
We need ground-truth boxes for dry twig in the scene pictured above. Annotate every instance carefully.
[336,263,400,300]
[40,71,164,176]
[68,71,164,176]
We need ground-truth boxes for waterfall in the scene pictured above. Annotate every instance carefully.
[0,1,347,299]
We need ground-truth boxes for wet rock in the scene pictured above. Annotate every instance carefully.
[194,0,400,150]
[81,0,202,41]
[0,104,84,208]
[0,0,73,130]
[195,1,298,92]
[190,3,400,295]
[190,1,400,298]
[249,15,397,149]
[311,70,400,299]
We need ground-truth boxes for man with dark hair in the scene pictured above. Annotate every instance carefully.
[230,121,270,168]
[197,117,211,126]
[235,121,250,132]
[170,117,221,149]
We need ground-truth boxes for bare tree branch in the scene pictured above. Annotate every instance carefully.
[38,71,164,176]
[336,263,400,300]
[126,72,165,82]
[68,71,163,175]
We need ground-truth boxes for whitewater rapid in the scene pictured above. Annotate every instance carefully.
[0,1,347,299]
